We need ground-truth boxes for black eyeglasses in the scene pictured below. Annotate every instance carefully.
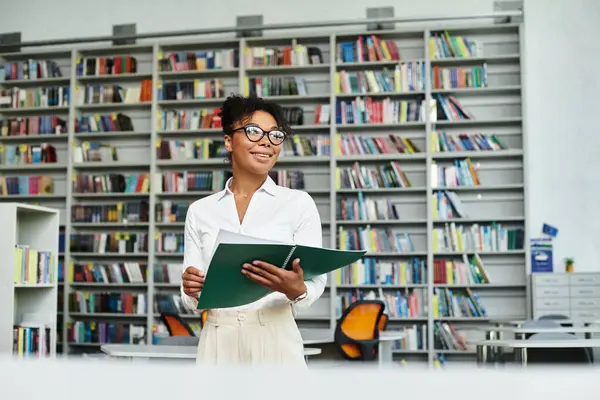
[231,125,287,146]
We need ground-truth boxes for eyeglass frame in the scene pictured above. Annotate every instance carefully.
[229,125,288,146]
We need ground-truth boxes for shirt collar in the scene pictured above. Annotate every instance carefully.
[217,175,279,201]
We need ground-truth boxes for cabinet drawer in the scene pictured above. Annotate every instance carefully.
[569,274,600,286]
[570,286,600,298]
[570,298,600,310]
[535,298,570,310]
[535,286,569,297]
[571,310,600,320]
[533,274,569,286]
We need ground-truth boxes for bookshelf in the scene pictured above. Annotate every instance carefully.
[0,21,528,365]
[0,203,59,357]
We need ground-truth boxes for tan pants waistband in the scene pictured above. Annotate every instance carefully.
[206,305,294,326]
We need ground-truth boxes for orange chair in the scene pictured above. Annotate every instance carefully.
[378,313,389,331]
[201,310,208,328]
[160,312,196,336]
[334,300,386,361]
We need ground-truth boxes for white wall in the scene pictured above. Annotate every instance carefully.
[2,0,600,272]
[2,0,492,41]
[522,0,600,272]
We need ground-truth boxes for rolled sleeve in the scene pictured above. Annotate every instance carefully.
[180,207,203,312]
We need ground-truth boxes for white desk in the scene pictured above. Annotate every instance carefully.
[467,338,600,366]
[377,332,406,367]
[471,326,600,340]
[101,344,322,361]
[491,319,600,327]
[101,329,404,367]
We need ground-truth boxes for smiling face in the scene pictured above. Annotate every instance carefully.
[224,110,282,176]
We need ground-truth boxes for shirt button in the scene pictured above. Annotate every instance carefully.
[237,314,245,321]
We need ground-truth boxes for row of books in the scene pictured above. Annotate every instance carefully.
[71,262,147,284]
[432,190,466,220]
[157,80,225,101]
[69,233,149,253]
[72,142,117,163]
[155,294,192,315]
[334,257,427,285]
[158,50,239,72]
[156,138,227,161]
[155,233,184,253]
[431,65,488,89]
[337,35,401,63]
[245,76,308,97]
[156,201,189,223]
[280,136,330,157]
[160,170,230,193]
[335,133,419,155]
[433,255,490,285]
[336,194,401,221]
[429,31,480,59]
[67,322,146,345]
[13,325,52,357]
[0,143,57,165]
[70,292,147,314]
[74,82,153,104]
[337,288,428,319]
[433,287,486,318]
[73,173,150,194]
[75,113,134,133]
[0,175,54,196]
[431,131,507,152]
[1,60,62,81]
[430,158,480,188]
[71,202,150,223]
[76,56,138,77]
[159,108,222,131]
[336,98,425,125]
[336,161,412,189]
[0,87,70,109]
[338,227,415,253]
[154,263,181,284]
[432,222,525,252]
[1,116,67,136]
[336,63,426,94]
[14,246,55,285]
[245,44,323,66]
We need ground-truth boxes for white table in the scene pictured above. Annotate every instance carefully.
[468,338,600,366]
[471,325,600,340]
[101,344,322,362]
[377,331,406,367]
[101,329,404,367]
[491,319,600,327]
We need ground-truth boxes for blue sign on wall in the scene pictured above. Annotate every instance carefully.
[531,238,553,273]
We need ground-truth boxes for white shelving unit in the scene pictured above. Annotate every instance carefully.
[0,203,59,357]
[0,18,528,365]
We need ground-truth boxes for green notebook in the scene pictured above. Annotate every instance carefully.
[197,230,366,309]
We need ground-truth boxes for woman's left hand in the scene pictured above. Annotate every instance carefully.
[242,258,307,300]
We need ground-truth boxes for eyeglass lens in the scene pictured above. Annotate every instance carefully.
[244,126,286,144]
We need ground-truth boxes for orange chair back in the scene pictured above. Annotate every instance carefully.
[160,313,195,337]
[378,313,389,331]
[335,300,385,360]
[201,310,208,328]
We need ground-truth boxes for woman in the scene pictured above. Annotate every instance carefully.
[180,94,327,367]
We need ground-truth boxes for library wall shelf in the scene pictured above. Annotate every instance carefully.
[0,20,528,365]
[0,203,59,358]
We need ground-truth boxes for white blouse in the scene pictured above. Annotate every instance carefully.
[180,176,327,312]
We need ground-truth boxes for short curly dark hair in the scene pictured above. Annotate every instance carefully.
[218,94,293,136]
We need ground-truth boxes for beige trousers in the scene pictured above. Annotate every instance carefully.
[196,304,306,367]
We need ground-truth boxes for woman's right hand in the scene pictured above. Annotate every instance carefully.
[182,266,205,298]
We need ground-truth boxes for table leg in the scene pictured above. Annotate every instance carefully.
[476,345,489,365]
[378,341,393,367]
[514,348,527,366]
